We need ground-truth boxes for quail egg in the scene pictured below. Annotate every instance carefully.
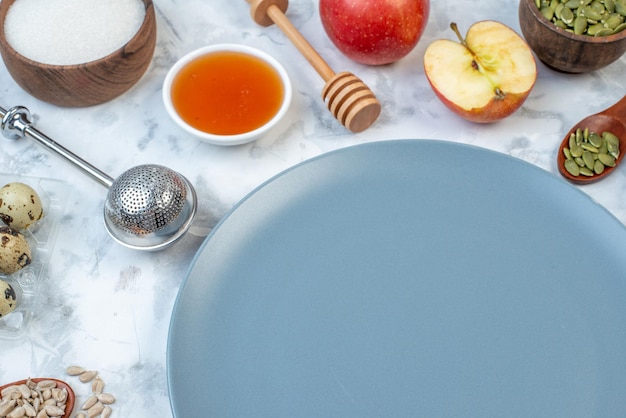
[0,226,32,275]
[0,278,17,317]
[0,182,44,230]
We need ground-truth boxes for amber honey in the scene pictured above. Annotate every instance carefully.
[171,51,285,136]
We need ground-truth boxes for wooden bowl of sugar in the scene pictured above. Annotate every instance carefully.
[0,0,156,107]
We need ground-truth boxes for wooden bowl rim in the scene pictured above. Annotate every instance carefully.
[0,377,75,417]
[521,0,626,44]
[0,0,155,69]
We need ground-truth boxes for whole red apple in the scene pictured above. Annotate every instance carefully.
[320,0,430,66]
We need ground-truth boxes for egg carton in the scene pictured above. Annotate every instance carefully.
[0,173,70,339]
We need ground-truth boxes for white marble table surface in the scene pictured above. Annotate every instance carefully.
[0,0,625,416]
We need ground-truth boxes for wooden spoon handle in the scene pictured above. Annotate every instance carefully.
[247,0,335,81]
[601,94,626,120]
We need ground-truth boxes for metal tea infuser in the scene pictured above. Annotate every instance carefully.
[0,105,197,251]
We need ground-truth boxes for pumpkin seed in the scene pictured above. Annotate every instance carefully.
[583,6,604,20]
[606,142,619,158]
[604,131,619,144]
[570,143,584,157]
[588,132,603,147]
[542,5,556,19]
[581,142,599,152]
[591,0,606,13]
[568,132,577,148]
[605,13,625,28]
[565,0,584,7]
[560,6,576,23]
[564,159,581,175]
[576,128,583,144]
[563,147,572,159]
[594,27,615,35]
[598,152,617,166]
[582,150,595,168]
[574,15,589,32]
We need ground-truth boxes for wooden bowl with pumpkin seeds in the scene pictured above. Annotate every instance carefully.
[519,0,626,73]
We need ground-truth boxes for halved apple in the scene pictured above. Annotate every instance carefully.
[424,21,537,123]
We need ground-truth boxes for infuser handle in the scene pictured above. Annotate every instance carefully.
[0,105,114,188]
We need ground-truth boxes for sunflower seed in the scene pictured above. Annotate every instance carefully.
[101,406,112,418]
[0,399,17,416]
[91,379,104,396]
[96,393,115,405]
[78,371,98,384]
[65,366,85,377]
[43,404,64,416]
[86,402,104,418]
[81,395,98,411]
[6,406,25,418]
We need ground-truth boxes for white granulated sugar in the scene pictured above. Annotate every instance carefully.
[4,0,146,65]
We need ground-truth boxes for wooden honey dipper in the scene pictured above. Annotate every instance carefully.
[246,0,381,133]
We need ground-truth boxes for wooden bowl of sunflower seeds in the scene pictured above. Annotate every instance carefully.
[0,377,75,418]
[519,0,626,73]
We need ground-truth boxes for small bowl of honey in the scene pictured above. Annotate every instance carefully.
[162,44,292,146]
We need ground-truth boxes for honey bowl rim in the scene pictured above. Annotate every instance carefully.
[520,0,626,45]
[0,0,155,69]
[162,43,293,146]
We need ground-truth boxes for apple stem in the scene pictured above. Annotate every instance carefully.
[450,22,466,47]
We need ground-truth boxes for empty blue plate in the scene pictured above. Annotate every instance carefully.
[168,140,626,417]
